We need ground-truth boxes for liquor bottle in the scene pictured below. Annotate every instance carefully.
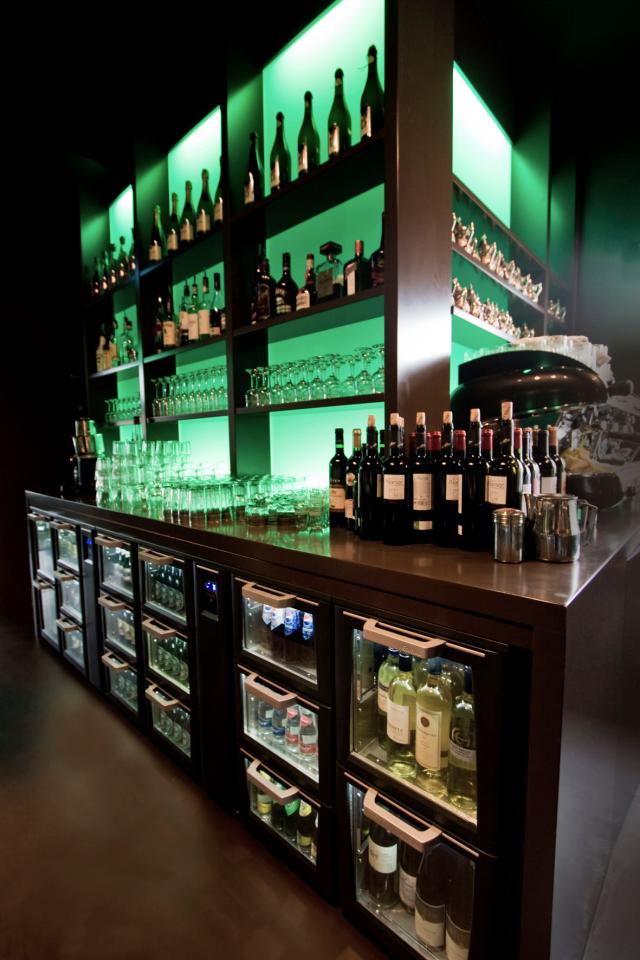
[196,168,213,237]
[128,228,137,274]
[382,413,409,545]
[210,273,222,336]
[399,842,422,913]
[148,204,165,262]
[448,667,477,812]
[415,844,447,949]
[108,244,118,287]
[162,291,177,350]
[179,180,196,244]
[187,279,199,343]
[295,254,317,310]
[514,426,532,498]
[523,427,541,495]
[256,259,276,321]
[198,275,211,340]
[370,213,385,286]
[344,428,362,531]
[360,45,384,139]
[244,131,263,205]
[434,428,465,547]
[415,658,452,791]
[179,282,190,346]
[329,428,348,528]
[536,427,558,493]
[409,412,435,543]
[297,91,320,176]
[213,156,224,224]
[117,236,129,279]
[119,317,137,363]
[328,68,352,159]
[167,192,180,253]
[367,818,398,907]
[358,415,383,541]
[461,409,490,551]
[387,652,417,778]
[343,241,371,296]
[269,112,291,192]
[296,799,315,855]
[275,252,298,314]
[487,401,523,510]
[91,257,101,298]
[153,296,164,353]
[316,241,343,301]
[299,711,318,763]
[446,856,475,960]
[549,426,566,493]
[376,646,399,746]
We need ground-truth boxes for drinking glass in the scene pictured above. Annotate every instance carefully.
[373,343,385,394]
[343,355,358,396]
[257,367,271,407]
[356,348,374,395]
[270,365,285,405]
[245,368,259,407]
[324,355,341,398]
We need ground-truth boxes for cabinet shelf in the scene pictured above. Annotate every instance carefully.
[138,226,224,280]
[233,287,384,341]
[236,393,382,415]
[143,336,228,364]
[83,275,137,310]
[452,245,545,315]
[89,361,141,380]
[451,305,517,343]
[147,410,228,424]
[103,418,142,428]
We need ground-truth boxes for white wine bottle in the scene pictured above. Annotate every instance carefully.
[448,667,477,813]
[377,647,399,746]
[415,657,452,795]
[367,818,398,908]
[386,653,417,778]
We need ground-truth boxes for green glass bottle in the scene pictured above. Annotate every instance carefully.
[196,168,213,237]
[179,180,196,244]
[297,91,320,176]
[360,45,384,139]
[328,68,352,159]
[269,112,291,192]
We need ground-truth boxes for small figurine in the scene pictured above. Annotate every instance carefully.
[453,216,467,247]
[531,281,543,304]
[464,221,475,250]
[467,284,482,317]
[468,236,480,260]
[478,234,492,264]
[512,266,522,290]
[494,250,506,277]
[452,277,467,310]
[451,212,461,244]
[504,260,517,284]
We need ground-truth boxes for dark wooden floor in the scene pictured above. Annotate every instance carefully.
[0,620,384,960]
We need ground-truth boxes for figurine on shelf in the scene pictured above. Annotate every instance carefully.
[531,281,543,304]
[482,300,496,325]
[504,260,517,285]
[452,277,468,310]
[493,249,505,277]
[463,221,476,250]
[469,236,480,260]
[467,284,482,318]
[512,266,523,291]
[453,215,467,247]
[478,234,493,264]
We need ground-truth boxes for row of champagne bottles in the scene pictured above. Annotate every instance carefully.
[91,234,137,297]
[153,275,226,354]
[329,404,567,548]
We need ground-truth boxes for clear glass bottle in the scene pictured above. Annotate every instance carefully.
[386,652,417,778]
[377,647,399,747]
[415,657,452,795]
[448,667,477,813]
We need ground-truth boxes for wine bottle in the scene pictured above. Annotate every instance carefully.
[434,428,465,547]
[297,91,320,176]
[256,259,276,321]
[415,844,447,948]
[295,254,317,310]
[275,252,298,315]
[198,274,211,340]
[270,112,291,192]
[360,44,384,139]
[442,410,454,454]
[296,799,315,855]
[448,667,477,812]
[213,158,224,224]
[367,818,398,907]
[376,646,399,746]
[409,412,435,543]
[370,212,385,286]
[167,192,179,253]
[153,296,164,353]
[148,204,165,262]
[380,428,386,460]
[345,428,362,531]
[244,131,263,205]
[329,428,348,528]
[210,273,222,336]
[536,428,558,493]
[179,282,190,346]
[387,652,417,778]
[196,168,213,236]
[461,409,490,551]
[382,413,409,545]
[108,244,118,287]
[117,236,129,279]
[162,290,177,349]
[179,180,196,244]
[344,240,371,296]
[399,841,422,913]
[514,426,532,497]
[549,426,566,493]
[91,257,101,298]
[523,427,541,495]
[446,856,475,960]
[415,658,452,791]
[187,279,199,343]
[328,68,352,159]
[487,402,523,510]
[358,415,383,541]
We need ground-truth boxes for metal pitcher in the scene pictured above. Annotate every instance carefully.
[532,493,597,562]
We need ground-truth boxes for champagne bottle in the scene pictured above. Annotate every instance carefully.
[448,667,477,812]
[446,856,475,960]
[167,192,180,253]
[399,841,422,912]
[387,653,417,778]
[329,428,348,528]
[382,413,409,546]
[196,168,213,236]
[244,131,263,205]
[148,204,165,262]
[297,91,320,176]
[345,428,362,531]
[367,818,398,907]
[269,112,291,192]
[376,647,399,746]
[415,844,448,948]
[213,157,224,224]
[328,68,352,159]
[360,45,384,139]
[415,658,452,793]
[179,180,196,244]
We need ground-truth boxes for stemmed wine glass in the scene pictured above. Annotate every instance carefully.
[356,348,374,395]
[245,368,258,407]
[257,366,271,407]
[372,343,385,394]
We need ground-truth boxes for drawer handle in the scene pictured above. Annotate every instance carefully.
[364,789,441,852]
[101,651,130,672]
[54,569,77,583]
[142,617,176,640]
[28,513,49,522]
[139,548,177,565]
[98,594,128,612]
[246,759,300,802]
[50,521,74,531]
[56,616,80,633]
[241,582,296,608]
[243,672,297,708]
[145,684,179,710]
[32,578,53,591]
[362,619,445,659]
[95,534,127,549]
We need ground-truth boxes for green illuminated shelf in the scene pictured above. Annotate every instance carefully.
[147,410,228,423]
[103,418,142,428]
[138,227,224,280]
[236,393,381,415]
[89,361,141,380]
[84,276,136,309]
[233,287,384,339]
[143,336,228,364]
[452,245,545,315]
[451,305,517,343]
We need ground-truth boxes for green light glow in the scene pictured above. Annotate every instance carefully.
[452,63,511,226]
[168,108,222,213]
[510,110,549,261]
[109,186,134,249]
[178,416,230,475]
[449,311,511,395]
[81,211,108,266]
[262,0,385,170]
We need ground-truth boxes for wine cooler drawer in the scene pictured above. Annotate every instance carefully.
[238,665,332,802]
[99,594,136,660]
[143,617,191,695]
[29,512,54,578]
[235,577,332,703]
[52,521,80,573]
[96,533,134,599]
[102,651,139,715]
[240,749,335,901]
[339,771,498,960]
[145,682,192,761]
[56,569,83,624]
[57,616,85,672]
[33,576,58,647]
[139,548,187,626]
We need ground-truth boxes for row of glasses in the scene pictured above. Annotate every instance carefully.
[105,397,141,423]
[244,344,384,408]
[150,367,227,418]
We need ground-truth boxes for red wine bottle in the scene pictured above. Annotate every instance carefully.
[487,402,523,512]
[329,428,347,528]
[514,426,532,497]
[409,412,435,544]
[434,429,465,547]
[537,428,558,494]
[523,427,541,495]
[382,413,409,545]
[461,409,490,551]
[345,429,362,532]
[549,426,566,493]
[358,416,383,541]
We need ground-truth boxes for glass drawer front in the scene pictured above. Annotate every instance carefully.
[102,651,138,712]
[59,576,82,623]
[350,618,478,826]
[240,671,319,783]
[146,684,191,757]
[58,618,85,670]
[35,580,58,643]
[143,619,190,694]
[347,779,477,960]
[35,520,53,576]
[241,581,318,685]
[142,557,186,624]
[99,595,136,658]
[98,538,133,598]
[56,528,79,571]
[245,756,319,865]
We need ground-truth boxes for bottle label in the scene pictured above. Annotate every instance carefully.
[179,310,189,332]
[377,684,389,713]
[300,734,317,753]
[298,145,308,175]
[399,867,417,910]
[360,106,372,139]
[414,520,433,531]
[149,243,162,262]
[299,800,313,817]
[415,707,443,770]
[244,174,255,205]
[270,160,280,190]
[522,482,532,495]
[167,232,179,252]
[346,469,356,489]
[298,831,312,848]
[196,211,211,234]
[449,737,477,769]
[368,838,397,874]
[329,124,340,157]
[387,699,410,744]
[330,486,346,511]
[162,321,176,347]
[198,309,211,336]
[316,267,334,300]
[532,475,540,495]
[296,289,311,311]
[446,474,462,511]
[383,475,405,501]
[485,475,508,505]
[180,222,194,242]
[188,315,199,341]
[256,794,272,816]
[345,499,354,520]
[445,929,471,960]
[345,264,356,296]
[284,798,300,817]
[541,476,557,494]
[257,285,271,320]
[415,906,445,947]
[413,474,432,510]
[376,475,382,498]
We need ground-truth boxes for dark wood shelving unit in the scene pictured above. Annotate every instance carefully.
[233,287,385,338]
[143,336,228,365]
[452,244,545,315]
[147,410,228,424]
[103,418,141,428]
[138,227,224,279]
[89,361,141,380]
[236,393,382,415]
